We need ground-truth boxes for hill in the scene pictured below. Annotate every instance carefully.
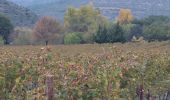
[8,0,89,21]
[0,0,38,26]
[8,0,170,20]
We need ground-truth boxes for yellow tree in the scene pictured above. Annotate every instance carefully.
[33,16,63,45]
[117,9,134,24]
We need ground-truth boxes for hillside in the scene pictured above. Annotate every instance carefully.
[95,0,170,19]
[8,0,89,21]
[0,0,38,26]
[8,0,170,20]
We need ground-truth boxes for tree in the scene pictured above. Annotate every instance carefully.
[33,16,63,45]
[95,23,126,43]
[0,13,13,44]
[133,15,170,41]
[64,5,108,43]
[139,15,170,26]
[143,21,170,41]
[117,9,133,25]
[108,23,126,43]
[94,25,108,43]
[121,23,136,41]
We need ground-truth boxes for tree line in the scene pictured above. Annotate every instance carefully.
[0,5,170,45]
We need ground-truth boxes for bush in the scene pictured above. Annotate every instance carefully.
[0,36,4,45]
[64,32,83,44]
[82,33,95,43]
[12,27,34,45]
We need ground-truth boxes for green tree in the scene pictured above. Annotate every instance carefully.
[94,25,108,43]
[64,5,108,43]
[140,15,170,26]
[108,23,126,43]
[64,32,82,44]
[95,23,126,43]
[121,23,136,41]
[0,13,13,44]
[132,16,170,41]
[143,21,170,41]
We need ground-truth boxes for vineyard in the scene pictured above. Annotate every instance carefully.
[0,42,170,100]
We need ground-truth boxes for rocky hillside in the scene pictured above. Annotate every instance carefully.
[0,0,38,26]
[8,0,170,20]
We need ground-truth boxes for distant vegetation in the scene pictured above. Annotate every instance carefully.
[0,5,170,45]
[0,13,13,44]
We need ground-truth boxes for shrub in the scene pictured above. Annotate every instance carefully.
[64,32,83,44]
[0,36,4,45]
[12,27,34,45]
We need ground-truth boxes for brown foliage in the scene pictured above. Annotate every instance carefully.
[33,16,63,44]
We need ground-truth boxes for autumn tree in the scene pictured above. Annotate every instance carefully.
[117,9,133,25]
[33,16,63,45]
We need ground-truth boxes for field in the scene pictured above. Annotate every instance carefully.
[0,42,170,99]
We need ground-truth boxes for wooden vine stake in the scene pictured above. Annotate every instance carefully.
[136,84,144,100]
[46,74,54,100]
